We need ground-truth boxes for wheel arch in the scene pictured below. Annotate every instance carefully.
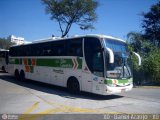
[66,76,81,91]
[14,69,19,75]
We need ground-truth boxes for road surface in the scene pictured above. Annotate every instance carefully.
[0,72,160,119]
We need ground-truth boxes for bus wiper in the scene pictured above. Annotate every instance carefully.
[126,59,131,77]
[122,58,125,77]
[122,57,131,77]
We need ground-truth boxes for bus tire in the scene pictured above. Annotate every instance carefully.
[15,69,20,80]
[67,77,80,94]
[20,70,25,81]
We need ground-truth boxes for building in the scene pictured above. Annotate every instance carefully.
[8,35,25,45]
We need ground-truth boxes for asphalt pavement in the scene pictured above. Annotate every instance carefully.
[0,72,160,120]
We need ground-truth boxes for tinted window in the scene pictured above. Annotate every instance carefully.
[84,37,104,77]
[67,38,83,57]
[9,46,20,56]
[50,40,66,56]
[9,38,82,57]
[9,47,14,56]
[40,42,52,56]
[0,51,5,57]
[23,45,31,56]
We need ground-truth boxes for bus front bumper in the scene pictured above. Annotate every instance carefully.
[103,84,133,95]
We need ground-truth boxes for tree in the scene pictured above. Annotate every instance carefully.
[127,31,160,84]
[0,38,13,50]
[127,32,155,55]
[42,0,98,37]
[127,1,160,84]
[127,32,143,53]
[142,48,160,83]
[142,1,160,47]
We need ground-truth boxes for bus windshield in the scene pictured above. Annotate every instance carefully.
[105,39,132,79]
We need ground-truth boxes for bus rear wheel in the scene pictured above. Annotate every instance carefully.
[67,77,80,94]
[15,70,20,81]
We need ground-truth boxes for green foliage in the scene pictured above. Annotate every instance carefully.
[127,1,160,84]
[142,48,160,83]
[142,1,160,47]
[127,32,144,53]
[42,0,99,37]
[128,32,160,84]
[0,38,13,50]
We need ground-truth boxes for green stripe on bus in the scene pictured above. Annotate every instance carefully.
[10,58,82,69]
[118,79,129,83]
[104,80,112,84]
[15,59,19,64]
[20,59,22,64]
[28,59,32,65]
[30,66,34,73]
[15,58,22,65]
[60,59,73,68]
[36,58,82,69]
[104,79,129,84]
[36,58,61,67]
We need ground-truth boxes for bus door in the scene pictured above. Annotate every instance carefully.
[82,60,92,92]
[91,50,104,94]
[82,37,104,93]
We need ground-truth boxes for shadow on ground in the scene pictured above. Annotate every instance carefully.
[0,73,123,100]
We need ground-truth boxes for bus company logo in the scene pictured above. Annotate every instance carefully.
[2,114,7,120]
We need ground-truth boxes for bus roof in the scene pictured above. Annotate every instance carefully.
[85,34,126,43]
[11,34,126,47]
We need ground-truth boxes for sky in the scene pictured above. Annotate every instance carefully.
[0,0,158,42]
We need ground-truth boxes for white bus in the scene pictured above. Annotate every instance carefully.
[0,49,9,72]
[8,34,141,95]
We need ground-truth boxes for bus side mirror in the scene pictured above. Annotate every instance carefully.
[133,52,141,66]
[106,47,114,63]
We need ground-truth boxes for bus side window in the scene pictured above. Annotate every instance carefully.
[67,38,83,57]
[84,37,104,77]
[9,48,13,56]
[52,41,66,56]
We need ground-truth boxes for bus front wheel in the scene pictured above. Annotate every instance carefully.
[67,77,80,94]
